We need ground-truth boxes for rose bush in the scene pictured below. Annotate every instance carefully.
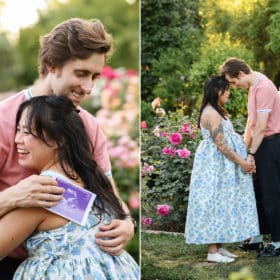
[141,101,201,232]
[82,66,139,260]
[91,66,139,205]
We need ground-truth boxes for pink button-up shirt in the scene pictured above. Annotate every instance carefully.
[248,73,280,137]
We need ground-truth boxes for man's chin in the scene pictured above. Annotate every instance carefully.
[68,97,80,107]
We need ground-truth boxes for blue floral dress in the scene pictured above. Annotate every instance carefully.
[185,114,259,244]
[13,171,140,280]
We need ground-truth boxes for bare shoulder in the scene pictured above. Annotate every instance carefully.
[4,207,69,231]
[0,207,48,238]
[37,210,69,231]
[2,207,48,224]
[201,107,222,129]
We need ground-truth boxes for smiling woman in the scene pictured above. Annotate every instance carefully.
[0,95,140,279]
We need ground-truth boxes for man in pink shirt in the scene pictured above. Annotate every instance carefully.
[220,57,280,258]
[0,18,136,278]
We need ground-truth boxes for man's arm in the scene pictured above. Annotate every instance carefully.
[246,112,269,170]
[247,112,269,155]
[0,175,64,218]
[94,176,135,256]
[83,114,136,255]
[109,177,131,214]
[0,207,46,260]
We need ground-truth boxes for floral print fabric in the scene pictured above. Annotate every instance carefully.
[13,172,139,279]
[185,116,259,244]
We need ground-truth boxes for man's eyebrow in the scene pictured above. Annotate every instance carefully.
[75,69,101,76]
[74,69,90,74]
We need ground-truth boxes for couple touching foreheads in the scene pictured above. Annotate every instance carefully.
[185,57,280,263]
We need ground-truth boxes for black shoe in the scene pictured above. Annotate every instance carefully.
[257,244,280,258]
[237,239,264,252]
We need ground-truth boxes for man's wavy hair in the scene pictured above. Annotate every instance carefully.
[39,18,113,76]
[219,57,251,78]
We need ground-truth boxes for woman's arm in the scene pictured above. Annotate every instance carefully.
[0,207,46,260]
[201,110,253,172]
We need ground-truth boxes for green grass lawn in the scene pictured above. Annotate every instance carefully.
[141,231,280,280]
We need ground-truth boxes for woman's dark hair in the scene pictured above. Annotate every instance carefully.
[16,96,127,220]
[198,75,229,128]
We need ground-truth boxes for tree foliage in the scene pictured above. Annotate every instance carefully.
[199,0,280,85]
[0,0,138,91]
[0,33,22,91]
[141,0,202,109]
[141,0,280,126]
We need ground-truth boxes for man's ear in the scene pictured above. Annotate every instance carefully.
[238,71,245,78]
[46,64,56,73]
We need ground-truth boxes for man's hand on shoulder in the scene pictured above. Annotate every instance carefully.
[95,218,135,256]
[6,175,64,209]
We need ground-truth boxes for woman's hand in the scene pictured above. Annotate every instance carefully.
[241,156,256,173]
[246,154,256,173]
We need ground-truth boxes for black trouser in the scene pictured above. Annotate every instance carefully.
[0,257,22,280]
[254,133,280,241]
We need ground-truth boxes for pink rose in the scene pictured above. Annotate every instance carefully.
[162,147,170,155]
[101,66,120,80]
[128,192,139,210]
[156,204,170,216]
[161,131,168,137]
[162,147,177,157]
[177,148,191,158]
[141,163,154,176]
[141,121,147,129]
[169,132,183,145]
[181,123,191,134]
[126,69,137,77]
[141,217,153,225]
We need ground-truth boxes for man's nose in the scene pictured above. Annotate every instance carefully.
[81,78,93,94]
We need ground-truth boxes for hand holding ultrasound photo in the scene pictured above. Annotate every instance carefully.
[45,177,96,226]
